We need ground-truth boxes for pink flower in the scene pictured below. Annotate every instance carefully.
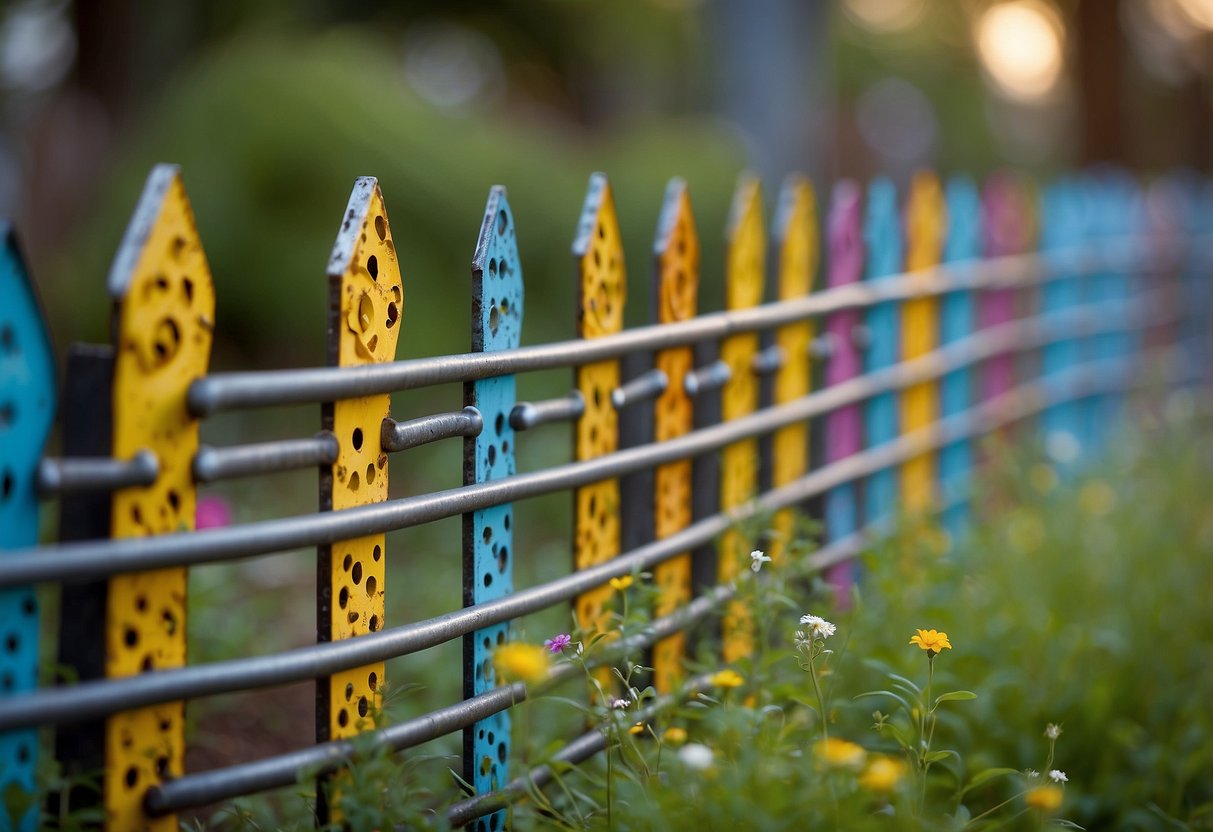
[196,495,232,529]
[544,633,572,653]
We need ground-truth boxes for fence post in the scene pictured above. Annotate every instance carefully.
[719,176,765,662]
[316,178,401,819]
[938,177,981,540]
[823,182,863,597]
[980,174,1033,432]
[103,164,215,830]
[862,178,903,529]
[650,179,698,694]
[463,187,523,832]
[901,172,945,516]
[1039,178,1085,465]
[572,173,625,649]
[769,175,817,561]
[0,224,54,830]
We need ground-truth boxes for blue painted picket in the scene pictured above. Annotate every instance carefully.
[464,187,523,832]
[1039,179,1086,466]
[938,177,981,542]
[0,223,53,832]
[862,178,903,527]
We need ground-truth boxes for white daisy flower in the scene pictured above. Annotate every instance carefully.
[1045,723,1062,740]
[798,613,836,640]
[678,742,715,771]
[750,550,773,573]
[610,698,629,710]
[1024,769,1039,779]
[1049,769,1068,784]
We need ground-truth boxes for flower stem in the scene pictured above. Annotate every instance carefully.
[807,647,829,741]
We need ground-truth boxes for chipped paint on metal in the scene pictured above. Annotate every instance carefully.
[650,178,698,694]
[572,174,625,641]
[105,165,214,831]
[464,187,523,832]
[720,175,764,662]
[901,171,945,514]
[318,178,401,767]
[0,223,54,831]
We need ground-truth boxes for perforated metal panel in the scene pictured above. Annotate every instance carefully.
[901,172,945,513]
[720,176,764,662]
[572,174,625,641]
[317,178,402,817]
[770,175,816,562]
[0,224,53,831]
[463,187,523,832]
[651,179,698,694]
[105,165,214,830]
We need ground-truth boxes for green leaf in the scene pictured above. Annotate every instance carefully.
[925,749,959,763]
[854,689,914,714]
[886,672,923,695]
[934,690,978,706]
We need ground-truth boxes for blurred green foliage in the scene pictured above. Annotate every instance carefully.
[49,27,744,368]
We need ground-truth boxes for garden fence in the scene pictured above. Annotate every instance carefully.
[0,164,1209,831]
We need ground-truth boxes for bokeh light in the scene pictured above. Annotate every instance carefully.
[842,0,927,33]
[975,0,1065,102]
[1173,0,1213,30]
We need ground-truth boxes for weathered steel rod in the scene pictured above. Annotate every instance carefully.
[192,434,339,483]
[36,450,158,495]
[381,407,483,453]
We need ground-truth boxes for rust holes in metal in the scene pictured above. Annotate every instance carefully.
[351,561,363,586]
[369,614,379,631]
[365,462,376,485]
[345,682,354,701]
[368,670,378,690]
[364,575,377,597]
[372,544,382,562]
[357,696,369,718]
[498,210,508,236]
[351,427,363,452]
[374,215,386,241]
[386,301,398,329]
[338,586,349,610]
[0,323,15,356]
[149,318,181,368]
[348,470,360,492]
[0,470,12,502]
[367,255,379,281]
[337,709,349,728]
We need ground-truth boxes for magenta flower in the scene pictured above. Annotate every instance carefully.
[544,633,572,653]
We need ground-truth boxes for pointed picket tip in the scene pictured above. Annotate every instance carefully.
[573,172,626,338]
[827,179,864,288]
[326,177,403,366]
[774,174,818,299]
[943,176,982,264]
[653,178,699,325]
[725,173,766,310]
[472,186,524,351]
[864,176,902,280]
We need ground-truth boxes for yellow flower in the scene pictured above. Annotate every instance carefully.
[1025,785,1064,812]
[708,668,744,688]
[609,575,634,592]
[663,727,687,745]
[813,738,867,769]
[859,756,908,792]
[628,722,647,735]
[492,643,551,685]
[909,629,952,654]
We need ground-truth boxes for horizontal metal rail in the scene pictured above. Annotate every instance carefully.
[0,293,1166,590]
[146,580,747,813]
[0,345,1182,733]
[193,433,339,483]
[36,449,158,495]
[185,242,1148,416]
[381,407,483,453]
